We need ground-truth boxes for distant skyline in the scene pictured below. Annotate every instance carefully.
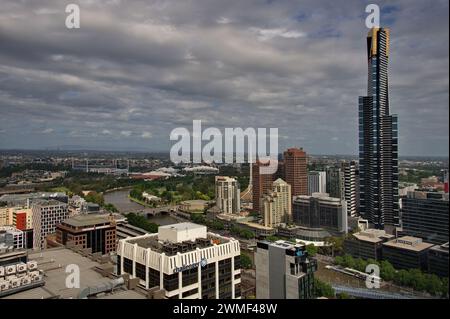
[0,0,448,156]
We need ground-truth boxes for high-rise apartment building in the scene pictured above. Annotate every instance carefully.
[117,223,241,299]
[342,161,358,217]
[252,161,275,213]
[400,191,449,245]
[283,148,308,197]
[358,27,399,230]
[326,166,345,200]
[32,200,69,250]
[255,240,317,299]
[307,171,326,195]
[215,176,241,215]
[261,179,292,227]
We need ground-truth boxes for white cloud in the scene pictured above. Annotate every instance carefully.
[42,128,54,134]
[120,130,132,137]
[141,131,152,138]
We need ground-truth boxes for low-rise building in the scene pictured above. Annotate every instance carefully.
[428,242,449,278]
[0,226,24,250]
[343,229,394,260]
[382,236,434,271]
[56,214,117,255]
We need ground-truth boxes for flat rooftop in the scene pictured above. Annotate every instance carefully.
[159,222,204,232]
[61,214,112,228]
[2,247,145,299]
[383,236,435,252]
[353,229,395,243]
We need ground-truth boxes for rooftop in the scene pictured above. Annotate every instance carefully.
[60,214,113,228]
[353,229,395,243]
[383,236,435,252]
[2,247,145,299]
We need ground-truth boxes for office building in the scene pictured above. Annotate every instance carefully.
[400,191,449,245]
[343,229,394,260]
[255,240,317,299]
[32,200,69,250]
[283,148,308,197]
[215,176,241,215]
[261,179,292,227]
[0,226,24,249]
[307,171,326,195]
[428,242,449,278]
[56,214,117,255]
[342,161,358,217]
[358,27,399,230]
[292,193,348,235]
[252,161,275,213]
[382,236,434,271]
[117,222,241,299]
[326,166,345,200]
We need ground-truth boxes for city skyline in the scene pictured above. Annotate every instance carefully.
[0,0,448,157]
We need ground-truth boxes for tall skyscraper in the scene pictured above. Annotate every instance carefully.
[261,178,292,227]
[342,161,358,217]
[283,148,308,197]
[307,171,326,195]
[358,27,399,230]
[252,161,275,213]
[215,176,241,214]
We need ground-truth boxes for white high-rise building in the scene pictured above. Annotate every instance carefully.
[215,176,240,214]
[117,222,241,299]
[307,171,327,195]
[32,200,69,250]
[262,179,292,227]
[342,161,358,217]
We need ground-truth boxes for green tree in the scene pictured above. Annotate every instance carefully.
[306,244,318,257]
[380,260,396,282]
[314,278,335,298]
[241,253,253,269]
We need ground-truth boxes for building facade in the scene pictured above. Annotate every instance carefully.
[342,161,358,217]
[307,171,326,196]
[215,176,241,215]
[400,191,449,245]
[358,27,399,230]
[117,223,241,299]
[32,200,69,250]
[283,148,308,197]
[428,243,449,278]
[343,229,394,260]
[382,236,434,271]
[326,166,345,200]
[255,240,317,299]
[292,193,348,234]
[56,214,117,254]
[261,179,292,228]
[0,226,24,250]
[252,161,275,213]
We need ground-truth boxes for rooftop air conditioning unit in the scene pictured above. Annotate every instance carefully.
[0,281,9,291]
[5,265,16,275]
[27,261,38,270]
[10,279,20,288]
[17,263,27,273]
[21,276,31,285]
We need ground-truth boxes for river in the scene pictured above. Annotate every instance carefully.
[104,189,179,225]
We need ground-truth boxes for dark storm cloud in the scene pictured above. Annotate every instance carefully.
[0,0,448,155]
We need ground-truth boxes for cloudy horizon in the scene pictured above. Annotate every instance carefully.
[0,0,448,156]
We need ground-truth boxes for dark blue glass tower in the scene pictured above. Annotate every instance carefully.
[358,28,399,231]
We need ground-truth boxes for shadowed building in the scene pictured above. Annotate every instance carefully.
[283,148,308,197]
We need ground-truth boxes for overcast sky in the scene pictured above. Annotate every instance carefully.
[0,0,448,156]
